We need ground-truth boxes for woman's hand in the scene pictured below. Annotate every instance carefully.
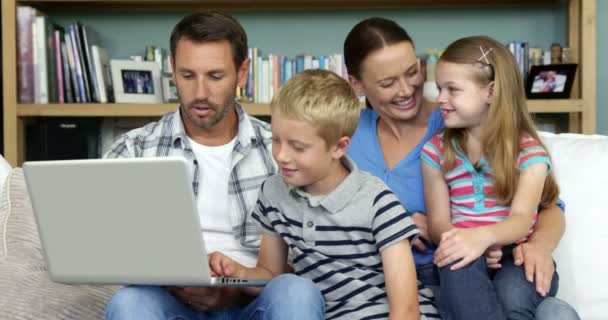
[485,245,503,269]
[411,212,430,252]
[434,228,492,270]
[512,241,555,297]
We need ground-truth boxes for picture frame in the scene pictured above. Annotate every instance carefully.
[162,75,179,103]
[525,64,578,99]
[110,59,163,103]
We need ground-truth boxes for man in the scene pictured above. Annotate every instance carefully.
[105,12,324,320]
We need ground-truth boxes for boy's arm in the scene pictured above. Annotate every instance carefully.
[209,233,288,296]
[382,240,420,320]
[421,161,453,245]
[435,162,547,270]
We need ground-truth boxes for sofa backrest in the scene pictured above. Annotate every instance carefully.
[540,132,608,320]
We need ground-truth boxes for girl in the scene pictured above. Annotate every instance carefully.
[421,35,561,320]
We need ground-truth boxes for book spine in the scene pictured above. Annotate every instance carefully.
[65,33,82,103]
[60,42,74,103]
[74,22,92,102]
[81,25,100,102]
[54,29,64,103]
[68,24,87,103]
[35,16,48,104]
[92,46,107,103]
[17,6,35,103]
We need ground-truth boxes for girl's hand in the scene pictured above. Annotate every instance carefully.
[434,228,492,270]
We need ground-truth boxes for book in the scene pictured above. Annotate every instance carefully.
[64,33,81,103]
[80,24,102,102]
[17,6,36,103]
[91,45,113,103]
[60,42,74,103]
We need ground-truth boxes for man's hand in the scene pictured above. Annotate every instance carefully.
[513,242,555,297]
[166,252,249,312]
[434,228,492,270]
[411,212,430,252]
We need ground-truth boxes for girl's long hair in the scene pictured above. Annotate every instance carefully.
[439,36,559,207]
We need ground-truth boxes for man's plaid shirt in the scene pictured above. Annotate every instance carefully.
[104,103,277,252]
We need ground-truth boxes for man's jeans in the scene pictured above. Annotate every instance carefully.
[106,274,325,320]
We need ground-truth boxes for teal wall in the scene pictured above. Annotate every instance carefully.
[49,6,566,59]
[597,1,607,135]
[52,5,608,131]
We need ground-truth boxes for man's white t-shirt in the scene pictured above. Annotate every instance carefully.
[188,137,257,267]
[0,155,12,197]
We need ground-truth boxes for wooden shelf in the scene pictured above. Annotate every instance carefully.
[526,99,584,113]
[19,0,560,11]
[16,100,581,117]
[2,0,596,166]
[16,103,271,117]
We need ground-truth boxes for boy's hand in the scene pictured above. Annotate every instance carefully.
[411,212,429,252]
[434,228,492,270]
[208,251,247,279]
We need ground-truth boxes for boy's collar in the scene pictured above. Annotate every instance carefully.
[288,156,363,214]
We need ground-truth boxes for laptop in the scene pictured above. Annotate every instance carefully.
[23,157,268,287]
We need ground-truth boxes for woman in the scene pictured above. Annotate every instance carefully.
[343,17,579,319]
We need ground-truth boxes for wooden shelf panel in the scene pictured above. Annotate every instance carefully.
[17,103,271,117]
[526,99,583,113]
[19,0,560,11]
[17,100,581,117]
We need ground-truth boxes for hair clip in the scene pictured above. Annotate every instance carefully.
[477,46,493,64]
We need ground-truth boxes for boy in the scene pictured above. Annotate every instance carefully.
[210,69,436,319]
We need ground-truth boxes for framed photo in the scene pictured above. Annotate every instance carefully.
[525,64,577,99]
[110,59,163,103]
[162,75,179,103]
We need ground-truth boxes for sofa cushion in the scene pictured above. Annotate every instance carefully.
[0,168,118,319]
[0,168,44,263]
[540,132,608,320]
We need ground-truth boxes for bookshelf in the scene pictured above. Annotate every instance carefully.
[2,0,597,166]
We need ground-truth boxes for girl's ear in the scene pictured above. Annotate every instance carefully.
[485,81,495,104]
[348,75,364,97]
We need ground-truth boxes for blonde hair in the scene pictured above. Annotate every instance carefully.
[439,35,559,207]
[270,69,361,146]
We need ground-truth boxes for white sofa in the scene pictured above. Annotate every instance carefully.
[541,132,608,319]
[0,132,606,319]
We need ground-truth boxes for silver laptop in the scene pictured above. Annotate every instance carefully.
[23,157,267,287]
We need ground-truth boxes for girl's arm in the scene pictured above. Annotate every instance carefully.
[382,239,420,320]
[421,161,454,245]
[477,162,548,246]
[209,233,288,296]
[435,162,548,270]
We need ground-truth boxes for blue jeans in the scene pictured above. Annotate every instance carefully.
[437,247,559,320]
[419,262,579,320]
[105,274,325,320]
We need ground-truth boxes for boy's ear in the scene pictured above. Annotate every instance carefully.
[348,75,364,97]
[331,136,351,160]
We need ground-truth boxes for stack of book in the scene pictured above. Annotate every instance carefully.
[17,6,113,104]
